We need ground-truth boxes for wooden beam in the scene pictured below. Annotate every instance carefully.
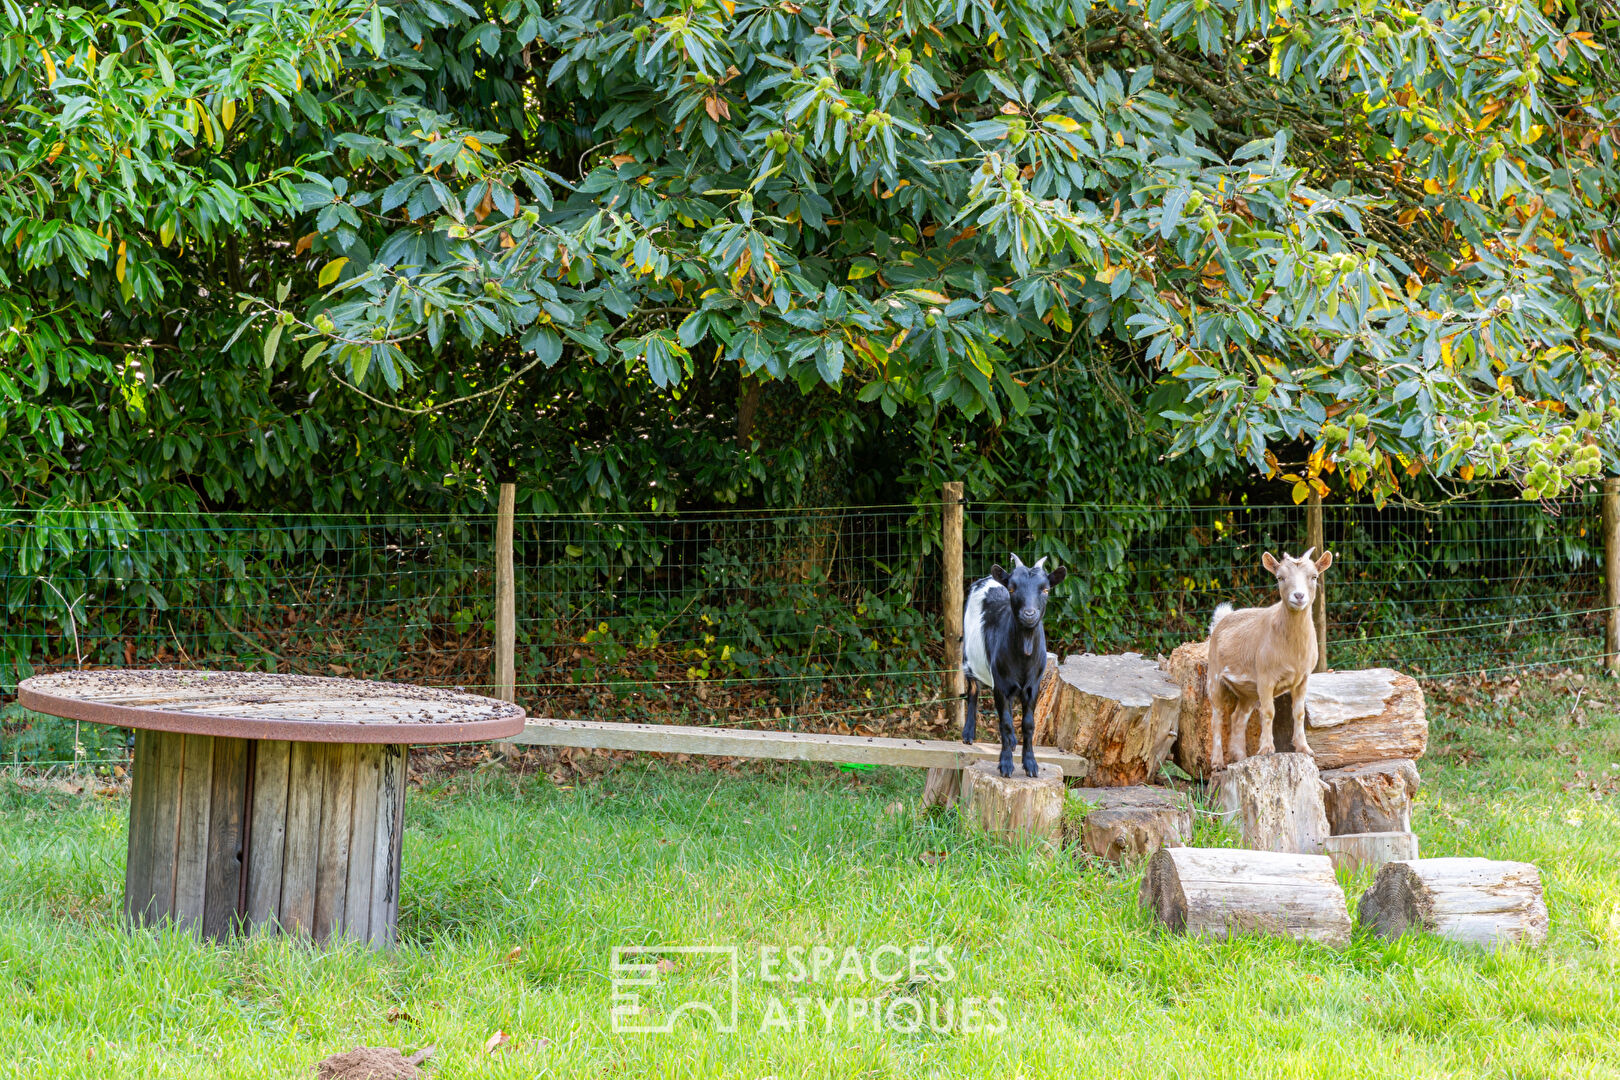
[1606,476,1618,673]
[494,481,517,755]
[511,718,1091,776]
[924,481,967,805]
[1307,486,1326,673]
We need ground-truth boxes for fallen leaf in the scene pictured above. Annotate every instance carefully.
[385,1006,415,1023]
[656,957,678,974]
[505,946,523,965]
[485,1031,510,1054]
[920,851,948,864]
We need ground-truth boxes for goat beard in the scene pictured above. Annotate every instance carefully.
[1021,628,1036,657]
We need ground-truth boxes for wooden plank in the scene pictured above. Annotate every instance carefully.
[123,728,157,925]
[1606,476,1618,672]
[369,745,407,946]
[312,742,357,944]
[342,744,383,943]
[142,728,186,925]
[172,733,216,930]
[279,740,325,936]
[511,718,1091,776]
[202,736,250,941]
[244,740,291,930]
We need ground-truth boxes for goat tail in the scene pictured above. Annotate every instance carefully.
[1209,602,1234,633]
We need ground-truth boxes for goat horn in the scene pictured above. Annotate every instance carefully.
[1034,556,1047,569]
[1011,553,1026,569]
[1300,546,1315,561]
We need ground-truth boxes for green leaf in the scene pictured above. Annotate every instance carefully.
[262,322,283,369]
[317,258,349,287]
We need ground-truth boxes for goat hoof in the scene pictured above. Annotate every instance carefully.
[1022,762,1039,778]
[998,761,1014,778]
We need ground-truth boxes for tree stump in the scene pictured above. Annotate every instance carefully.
[1033,653,1180,786]
[1139,847,1351,945]
[1215,752,1330,855]
[1164,651,1426,775]
[1357,858,1548,947]
[1300,669,1427,769]
[1321,759,1420,834]
[1066,786,1192,861]
[959,761,1064,849]
[1324,831,1418,873]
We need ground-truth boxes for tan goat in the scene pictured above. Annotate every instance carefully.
[1205,548,1334,769]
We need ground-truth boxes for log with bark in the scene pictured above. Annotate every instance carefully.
[1324,831,1418,873]
[1033,652,1180,786]
[959,761,1064,849]
[1164,651,1427,776]
[1065,785,1192,862]
[1215,752,1330,855]
[1357,858,1548,947]
[1139,847,1351,945]
[1321,758,1419,834]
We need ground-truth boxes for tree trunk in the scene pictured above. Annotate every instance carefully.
[1034,652,1180,786]
[1324,831,1418,873]
[959,761,1064,850]
[1139,847,1351,945]
[1066,785,1192,862]
[1357,858,1548,947]
[1299,668,1427,769]
[1321,758,1419,835]
[1215,752,1330,855]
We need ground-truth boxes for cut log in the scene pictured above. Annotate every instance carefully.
[1215,752,1330,855]
[1033,653,1180,786]
[920,766,961,809]
[1139,847,1351,945]
[1324,831,1418,873]
[1066,786,1192,862]
[1163,650,1426,776]
[1164,641,1214,779]
[1321,759,1419,835]
[1300,669,1427,769]
[959,761,1064,849]
[1357,858,1548,947]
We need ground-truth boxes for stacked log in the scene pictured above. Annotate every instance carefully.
[1320,759,1419,834]
[1139,847,1351,945]
[1357,858,1548,947]
[1325,832,1418,873]
[1033,653,1180,787]
[1065,786,1192,862]
[1215,753,1330,855]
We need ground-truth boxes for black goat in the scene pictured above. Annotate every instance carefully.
[961,555,1067,777]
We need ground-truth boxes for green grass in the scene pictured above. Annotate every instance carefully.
[4,673,1620,1078]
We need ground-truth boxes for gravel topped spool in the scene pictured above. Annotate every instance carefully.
[19,669,524,744]
[20,670,524,945]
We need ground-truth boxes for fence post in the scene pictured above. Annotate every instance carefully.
[1606,477,1619,674]
[922,482,965,807]
[1308,486,1326,672]
[494,482,517,754]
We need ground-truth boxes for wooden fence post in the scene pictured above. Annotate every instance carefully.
[494,482,517,754]
[1605,476,1619,674]
[1308,487,1327,673]
[923,482,965,807]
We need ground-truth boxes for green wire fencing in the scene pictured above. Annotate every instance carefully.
[1,491,1605,773]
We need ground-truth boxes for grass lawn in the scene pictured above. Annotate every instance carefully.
[3,671,1620,1078]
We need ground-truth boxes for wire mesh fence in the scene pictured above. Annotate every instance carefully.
[2,491,1606,773]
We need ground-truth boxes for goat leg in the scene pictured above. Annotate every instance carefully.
[1253,685,1278,756]
[1019,687,1038,778]
[993,687,1015,778]
[1209,693,1225,771]
[1226,701,1250,765]
[1289,677,1313,757]
[963,678,978,745]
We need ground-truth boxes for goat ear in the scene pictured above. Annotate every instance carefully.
[990,564,1009,584]
[1315,550,1334,572]
[1046,566,1067,588]
[1261,551,1279,573]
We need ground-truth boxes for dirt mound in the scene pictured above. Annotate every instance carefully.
[313,1045,433,1079]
